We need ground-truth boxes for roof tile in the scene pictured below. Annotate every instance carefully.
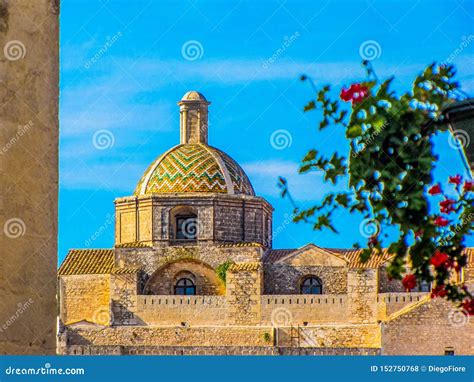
[58,249,114,275]
[218,242,262,248]
[228,262,261,272]
[115,242,151,248]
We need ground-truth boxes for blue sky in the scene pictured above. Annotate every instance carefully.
[59,0,474,264]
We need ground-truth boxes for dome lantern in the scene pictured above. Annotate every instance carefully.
[134,91,255,196]
[178,91,211,144]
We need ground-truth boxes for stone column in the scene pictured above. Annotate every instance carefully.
[0,0,59,354]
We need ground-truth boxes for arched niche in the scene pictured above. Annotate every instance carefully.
[144,259,225,296]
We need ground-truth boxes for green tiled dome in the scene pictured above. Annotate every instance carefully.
[134,144,254,196]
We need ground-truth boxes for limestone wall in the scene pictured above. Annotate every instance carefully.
[59,324,381,353]
[347,269,378,323]
[466,265,474,281]
[264,264,347,294]
[115,245,263,283]
[111,273,139,325]
[0,0,59,354]
[378,267,404,292]
[62,345,380,356]
[377,292,427,319]
[261,295,348,325]
[382,297,473,355]
[226,264,262,325]
[61,289,431,328]
[114,194,272,247]
[59,275,111,326]
[276,324,381,348]
[61,326,272,348]
[135,295,227,325]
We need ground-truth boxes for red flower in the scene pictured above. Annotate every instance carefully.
[402,274,417,291]
[439,199,456,214]
[434,216,449,227]
[339,83,369,104]
[340,88,353,102]
[449,174,462,185]
[428,184,442,195]
[368,236,378,246]
[431,284,448,298]
[430,251,452,268]
[414,229,424,239]
[464,180,473,192]
[461,299,474,315]
[352,84,369,103]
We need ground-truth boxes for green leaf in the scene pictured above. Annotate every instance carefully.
[346,124,362,138]
[304,100,316,112]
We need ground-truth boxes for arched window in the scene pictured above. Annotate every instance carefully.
[174,278,196,295]
[300,276,322,294]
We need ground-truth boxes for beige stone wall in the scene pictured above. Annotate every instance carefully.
[465,265,474,281]
[114,194,272,247]
[264,264,347,294]
[110,273,139,325]
[115,245,263,280]
[347,269,378,323]
[115,198,138,244]
[61,326,272,348]
[226,265,262,325]
[0,0,58,354]
[60,324,380,352]
[59,275,111,326]
[378,267,404,292]
[276,324,381,348]
[135,295,227,325]
[382,297,473,355]
[261,295,348,325]
[377,292,427,319]
[62,345,380,356]
[70,345,380,355]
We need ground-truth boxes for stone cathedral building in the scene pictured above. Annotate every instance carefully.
[58,92,473,355]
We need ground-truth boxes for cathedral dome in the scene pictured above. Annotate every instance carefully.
[134,143,255,196]
[135,91,255,196]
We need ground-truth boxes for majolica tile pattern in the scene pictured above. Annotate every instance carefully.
[134,144,254,196]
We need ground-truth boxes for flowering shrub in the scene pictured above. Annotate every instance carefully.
[280,62,473,309]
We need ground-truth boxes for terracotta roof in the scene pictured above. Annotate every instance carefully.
[218,242,263,248]
[58,249,114,275]
[265,247,474,269]
[264,247,392,268]
[115,242,151,248]
[228,262,261,272]
[264,249,295,263]
[339,247,474,269]
[333,248,394,269]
